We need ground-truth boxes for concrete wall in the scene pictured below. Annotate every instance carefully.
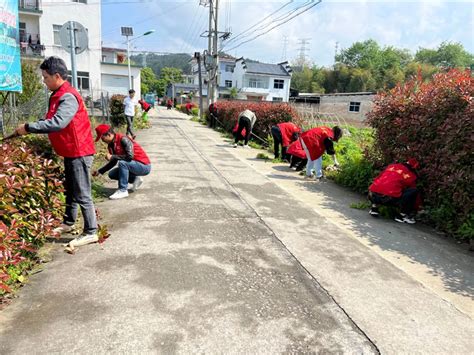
[101,63,141,98]
[319,94,374,121]
[39,0,102,95]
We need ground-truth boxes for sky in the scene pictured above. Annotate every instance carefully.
[101,0,474,66]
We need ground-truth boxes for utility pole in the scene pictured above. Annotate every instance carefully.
[195,52,204,121]
[212,0,219,104]
[207,0,214,105]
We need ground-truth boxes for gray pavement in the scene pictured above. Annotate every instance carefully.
[0,107,472,354]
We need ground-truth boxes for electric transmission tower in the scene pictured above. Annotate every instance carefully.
[297,37,311,67]
[281,35,289,62]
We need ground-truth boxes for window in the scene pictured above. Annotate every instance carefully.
[225,65,234,72]
[19,22,26,42]
[67,71,89,91]
[274,79,284,89]
[53,24,61,45]
[272,97,283,102]
[247,77,268,89]
[225,80,232,88]
[349,101,361,112]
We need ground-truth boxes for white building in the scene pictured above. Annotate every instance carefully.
[233,59,292,102]
[190,55,292,102]
[18,0,140,98]
[101,47,141,97]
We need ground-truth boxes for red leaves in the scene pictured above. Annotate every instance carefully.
[367,68,474,238]
[0,140,64,294]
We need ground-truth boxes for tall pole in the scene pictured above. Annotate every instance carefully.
[127,35,132,90]
[68,21,78,89]
[196,52,204,121]
[212,0,219,103]
[207,0,214,105]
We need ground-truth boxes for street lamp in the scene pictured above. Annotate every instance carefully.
[121,27,155,90]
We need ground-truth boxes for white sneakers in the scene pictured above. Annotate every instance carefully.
[233,143,238,148]
[68,233,99,247]
[109,189,129,200]
[131,177,143,191]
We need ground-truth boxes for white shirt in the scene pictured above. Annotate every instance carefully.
[124,96,137,116]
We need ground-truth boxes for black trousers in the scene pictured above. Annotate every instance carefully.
[125,115,135,137]
[289,156,307,170]
[209,113,217,128]
[271,126,286,159]
[369,188,418,215]
[235,116,251,145]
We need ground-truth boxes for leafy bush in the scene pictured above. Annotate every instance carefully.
[210,100,302,139]
[191,107,199,116]
[367,68,474,239]
[109,94,126,127]
[0,140,64,294]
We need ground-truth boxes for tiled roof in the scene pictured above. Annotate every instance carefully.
[245,62,290,77]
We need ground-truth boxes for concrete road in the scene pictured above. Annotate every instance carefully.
[0,107,472,354]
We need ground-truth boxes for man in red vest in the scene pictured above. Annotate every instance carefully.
[138,99,151,121]
[271,121,301,160]
[93,124,151,200]
[300,126,342,180]
[15,56,98,248]
[368,158,420,224]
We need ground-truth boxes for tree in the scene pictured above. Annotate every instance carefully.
[229,87,238,99]
[415,42,474,68]
[18,62,42,104]
[140,67,157,94]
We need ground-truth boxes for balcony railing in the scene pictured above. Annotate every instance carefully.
[19,33,45,57]
[19,0,42,12]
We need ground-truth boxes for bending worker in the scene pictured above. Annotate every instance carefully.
[93,124,151,200]
[368,158,420,224]
[287,139,307,171]
[271,121,301,160]
[234,109,257,148]
[300,126,342,180]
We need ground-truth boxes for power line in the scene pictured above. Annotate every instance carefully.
[225,0,321,52]
[224,0,293,46]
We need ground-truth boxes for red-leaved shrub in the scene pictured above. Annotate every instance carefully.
[367,69,474,239]
[0,140,63,294]
[211,100,302,138]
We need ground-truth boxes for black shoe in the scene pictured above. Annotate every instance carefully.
[394,213,416,224]
[369,207,379,216]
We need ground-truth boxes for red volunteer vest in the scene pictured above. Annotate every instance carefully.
[300,126,334,161]
[232,121,247,137]
[139,100,150,110]
[287,139,306,159]
[277,122,300,147]
[369,163,417,198]
[111,133,151,165]
[46,82,95,158]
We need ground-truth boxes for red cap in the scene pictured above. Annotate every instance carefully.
[407,158,420,169]
[95,124,111,142]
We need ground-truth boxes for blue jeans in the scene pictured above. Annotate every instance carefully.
[64,156,98,234]
[108,160,151,191]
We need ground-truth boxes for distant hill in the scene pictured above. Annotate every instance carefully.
[131,53,193,76]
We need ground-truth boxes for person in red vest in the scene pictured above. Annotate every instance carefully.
[166,98,173,110]
[93,124,152,200]
[208,102,218,128]
[287,139,307,171]
[232,120,246,142]
[15,56,98,248]
[271,121,301,160]
[368,158,420,224]
[138,99,151,121]
[300,126,342,180]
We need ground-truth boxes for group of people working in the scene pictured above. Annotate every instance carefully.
[14,57,152,250]
[227,106,421,225]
